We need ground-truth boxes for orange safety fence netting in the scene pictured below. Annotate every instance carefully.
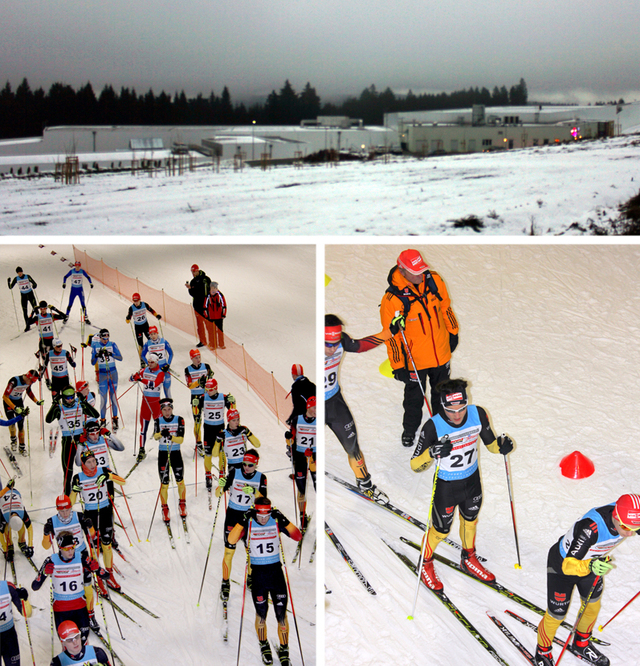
[73,246,292,424]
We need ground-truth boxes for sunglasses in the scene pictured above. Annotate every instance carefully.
[325,340,340,348]
[443,403,468,413]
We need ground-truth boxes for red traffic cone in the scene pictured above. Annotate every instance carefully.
[559,451,595,479]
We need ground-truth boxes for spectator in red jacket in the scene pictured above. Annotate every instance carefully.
[204,282,227,350]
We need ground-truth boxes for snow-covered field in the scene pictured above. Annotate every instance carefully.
[1,243,316,666]
[2,135,640,235]
[325,243,640,665]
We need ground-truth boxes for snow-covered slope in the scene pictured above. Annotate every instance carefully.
[1,135,640,235]
[1,243,316,666]
[325,242,640,665]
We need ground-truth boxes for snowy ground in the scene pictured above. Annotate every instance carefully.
[325,242,640,665]
[1,243,316,666]
[1,135,640,235]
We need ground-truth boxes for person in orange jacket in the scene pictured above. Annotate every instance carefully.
[380,249,459,447]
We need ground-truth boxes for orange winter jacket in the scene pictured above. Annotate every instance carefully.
[380,266,458,372]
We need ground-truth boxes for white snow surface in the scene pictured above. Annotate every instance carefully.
[2,136,640,235]
[325,243,640,666]
[1,244,316,666]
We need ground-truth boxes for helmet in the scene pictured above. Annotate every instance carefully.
[291,363,304,378]
[80,449,96,464]
[52,338,62,348]
[61,386,76,404]
[189,349,201,360]
[148,326,158,336]
[76,380,88,392]
[191,263,199,273]
[254,497,272,515]
[56,494,72,511]
[58,620,81,641]
[306,396,316,410]
[56,532,76,549]
[614,494,640,530]
[205,378,218,392]
[39,300,48,308]
[147,353,159,365]
[397,249,429,276]
[226,409,240,423]
[99,328,109,339]
[132,292,141,301]
[25,369,39,382]
[243,450,259,466]
[84,419,100,434]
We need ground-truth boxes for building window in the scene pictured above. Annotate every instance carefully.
[533,138,539,146]
[482,139,492,147]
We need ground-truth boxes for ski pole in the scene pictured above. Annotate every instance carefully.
[598,588,640,632]
[398,320,432,417]
[236,521,252,666]
[197,491,223,606]
[145,485,164,541]
[9,283,20,330]
[278,522,305,666]
[20,599,37,666]
[556,573,602,665]
[408,458,441,620]
[503,450,522,569]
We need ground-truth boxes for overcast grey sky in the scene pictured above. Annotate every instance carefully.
[2,0,639,104]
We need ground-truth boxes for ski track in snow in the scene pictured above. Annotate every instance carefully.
[325,244,640,665]
[1,244,316,666]
[1,136,640,234]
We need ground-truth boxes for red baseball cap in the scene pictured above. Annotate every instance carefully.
[397,249,429,275]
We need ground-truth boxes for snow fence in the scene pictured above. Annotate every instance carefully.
[72,246,291,423]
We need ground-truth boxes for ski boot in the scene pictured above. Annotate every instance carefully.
[420,557,443,592]
[63,315,69,323]
[10,436,17,452]
[112,416,119,431]
[259,639,273,665]
[24,324,30,332]
[276,643,290,666]
[106,568,121,593]
[572,631,610,665]
[100,418,107,428]
[136,447,146,463]
[84,314,91,325]
[357,479,389,504]
[401,431,416,448]
[161,503,170,523]
[460,548,495,583]
[18,443,27,457]
[534,644,555,666]
[88,611,100,634]
[96,576,109,597]
[300,513,310,532]
[179,499,187,518]
[220,579,230,601]
[3,545,14,562]
[205,472,213,492]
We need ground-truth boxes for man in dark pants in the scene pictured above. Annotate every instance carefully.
[185,263,211,348]
[380,248,459,447]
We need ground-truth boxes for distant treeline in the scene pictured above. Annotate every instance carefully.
[0,77,529,139]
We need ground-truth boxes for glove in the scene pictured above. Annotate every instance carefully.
[157,314,162,320]
[96,473,108,487]
[286,444,292,461]
[160,428,171,439]
[497,434,514,455]
[21,407,30,417]
[7,478,15,489]
[36,399,44,406]
[304,448,313,457]
[62,283,66,289]
[590,556,614,576]
[198,376,207,388]
[218,477,226,487]
[45,379,52,390]
[449,332,459,353]
[89,558,100,572]
[242,485,255,495]
[17,586,29,601]
[393,368,412,384]
[45,561,55,575]
[390,313,406,335]
[429,435,453,460]
[90,283,94,289]
[161,364,170,372]
[227,395,235,405]
[23,546,34,558]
